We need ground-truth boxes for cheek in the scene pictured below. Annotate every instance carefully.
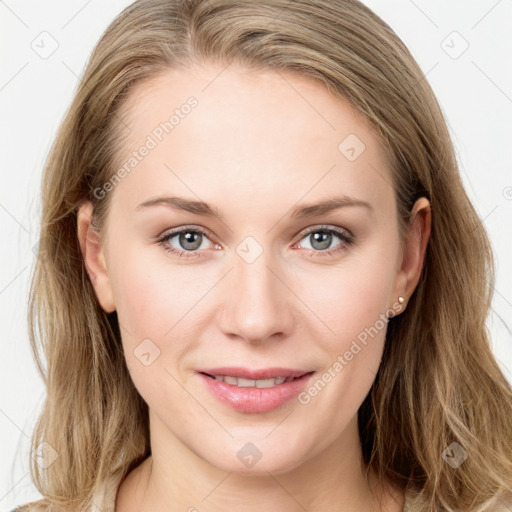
[107,246,218,381]
[107,250,196,409]
[291,243,398,420]
[108,245,196,335]
[294,243,398,352]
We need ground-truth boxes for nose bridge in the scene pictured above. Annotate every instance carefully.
[219,237,293,342]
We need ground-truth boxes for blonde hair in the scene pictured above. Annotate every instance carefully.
[23,0,512,510]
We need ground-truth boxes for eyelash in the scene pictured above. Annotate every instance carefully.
[157,225,354,259]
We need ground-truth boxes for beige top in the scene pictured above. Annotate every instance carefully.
[15,485,512,511]
[14,477,512,511]
[89,473,415,512]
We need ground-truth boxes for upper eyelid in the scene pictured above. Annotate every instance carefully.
[299,224,352,238]
[159,225,214,242]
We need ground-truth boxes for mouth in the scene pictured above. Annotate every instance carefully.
[196,367,315,413]
[197,366,313,388]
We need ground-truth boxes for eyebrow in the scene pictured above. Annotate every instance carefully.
[135,194,372,220]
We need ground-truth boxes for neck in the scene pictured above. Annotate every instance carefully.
[116,411,403,512]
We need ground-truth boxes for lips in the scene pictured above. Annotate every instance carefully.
[196,367,315,413]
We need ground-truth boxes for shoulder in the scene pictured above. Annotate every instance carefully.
[7,500,53,512]
[8,505,44,512]
[402,488,512,512]
[7,472,125,512]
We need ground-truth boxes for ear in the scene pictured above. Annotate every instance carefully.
[77,201,116,313]
[391,197,431,312]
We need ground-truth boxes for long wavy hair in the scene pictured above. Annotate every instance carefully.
[22,0,512,510]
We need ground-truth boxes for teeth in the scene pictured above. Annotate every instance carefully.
[224,375,238,385]
[257,377,285,388]
[237,377,255,387]
[209,375,289,388]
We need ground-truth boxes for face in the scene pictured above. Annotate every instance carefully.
[79,62,427,476]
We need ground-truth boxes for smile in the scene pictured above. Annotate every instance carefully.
[197,367,315,413]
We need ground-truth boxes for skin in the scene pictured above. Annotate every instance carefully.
[77,62,431,511]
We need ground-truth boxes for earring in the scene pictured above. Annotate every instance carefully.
[398,296,405,304]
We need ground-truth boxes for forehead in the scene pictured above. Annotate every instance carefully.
[110,63,395,218]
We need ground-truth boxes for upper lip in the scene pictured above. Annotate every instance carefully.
[197,367,313,380]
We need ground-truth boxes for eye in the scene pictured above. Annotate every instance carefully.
[157,226,218,259]
[294,225,354,257]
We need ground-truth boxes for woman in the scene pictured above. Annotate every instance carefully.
[16,0,512,510]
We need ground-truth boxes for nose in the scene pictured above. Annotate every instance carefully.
[218,245,295,344]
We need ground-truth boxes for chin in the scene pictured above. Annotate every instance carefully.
[202,436,312,476]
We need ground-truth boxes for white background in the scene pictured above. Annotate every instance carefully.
[1,0,511,509]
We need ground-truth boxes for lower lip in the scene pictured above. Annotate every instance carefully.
[198,372,315,414]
